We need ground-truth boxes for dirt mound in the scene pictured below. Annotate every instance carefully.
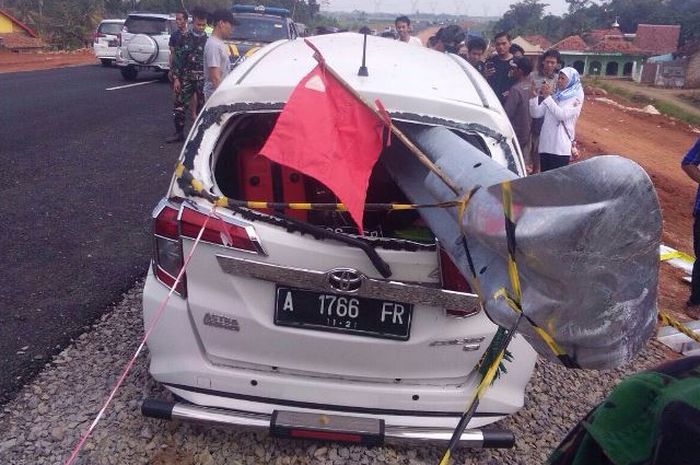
[0,49,96,73]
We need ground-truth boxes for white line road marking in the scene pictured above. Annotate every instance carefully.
[106,80,158,91]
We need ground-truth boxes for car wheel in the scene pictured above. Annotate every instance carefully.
[120,66,138,81]
[100,58,112,67]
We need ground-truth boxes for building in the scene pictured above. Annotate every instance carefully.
[550,21,680,80]
[687,46,700,88]
[646,43,700,89]
[0,9,45,51]
[523,34,552,51]
[512,36,545,57]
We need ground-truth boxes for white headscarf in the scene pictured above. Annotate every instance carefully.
[553,67,584,102]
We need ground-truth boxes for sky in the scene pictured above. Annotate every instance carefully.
[321,0,569,17]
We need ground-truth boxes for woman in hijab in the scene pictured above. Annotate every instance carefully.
[529,67,584,172]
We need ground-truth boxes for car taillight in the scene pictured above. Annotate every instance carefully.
[180,207,259,252]
[439,248,478,317]
[151,201,262,295]
[153,203,186,296]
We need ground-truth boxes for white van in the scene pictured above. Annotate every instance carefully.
[93,19,124,66]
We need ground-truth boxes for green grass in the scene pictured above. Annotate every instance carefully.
[584,78,700,127]
[654,101,700,126]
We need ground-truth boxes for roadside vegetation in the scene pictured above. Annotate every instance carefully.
[586,78,700,127]
[0,0,330,49]
[492,0,700,46]
[679,92,700,107]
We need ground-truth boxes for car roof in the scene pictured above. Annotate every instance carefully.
[233,12,287,22]
[210,32,503,117]
[100,19,125,24]
[126,13,173,19]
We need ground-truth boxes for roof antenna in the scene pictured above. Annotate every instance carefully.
[358,32,369,77]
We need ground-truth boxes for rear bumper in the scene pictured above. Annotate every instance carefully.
[142,268,537,430]
[142,398,515,449]
[116,61,169,71]
[93,46,117,59]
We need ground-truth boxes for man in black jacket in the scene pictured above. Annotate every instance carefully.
[484,31,515,103]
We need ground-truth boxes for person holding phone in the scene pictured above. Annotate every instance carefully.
[528,49,561,173]
[528,67,584,172]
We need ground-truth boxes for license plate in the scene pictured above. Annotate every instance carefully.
[275,287,412,340]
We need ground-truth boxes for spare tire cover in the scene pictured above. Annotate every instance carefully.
[127,34,158,64]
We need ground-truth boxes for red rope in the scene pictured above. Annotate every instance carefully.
[62,206,217,465]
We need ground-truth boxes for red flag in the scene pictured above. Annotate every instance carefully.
[259,63,387,234]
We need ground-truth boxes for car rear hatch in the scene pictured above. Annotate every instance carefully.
[152,113,495,385]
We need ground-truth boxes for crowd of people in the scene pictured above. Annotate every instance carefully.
[391,19,583,173]
[166,7,234,143]
[166,12,584,174]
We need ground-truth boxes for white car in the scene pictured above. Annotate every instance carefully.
[93,19,124,66]
[142,33,537,449]
[116,13,175,80]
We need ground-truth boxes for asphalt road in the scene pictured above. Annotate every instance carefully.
[0,64,182,404]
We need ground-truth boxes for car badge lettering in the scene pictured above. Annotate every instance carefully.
[203,313,240,332]
[326,268,363,293]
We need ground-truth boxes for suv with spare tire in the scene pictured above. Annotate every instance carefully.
[116,13,176,80]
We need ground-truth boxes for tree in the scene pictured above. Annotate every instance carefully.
[565,0,591,14]
[491,0,549,37]
[562,2,608,36]
[539,14,565,40]
[667,0,700,44]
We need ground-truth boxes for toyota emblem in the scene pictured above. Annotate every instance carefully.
[326,268,363,293]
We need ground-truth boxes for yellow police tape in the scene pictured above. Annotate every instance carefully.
[659,312,700,344]
[175,163,465,212]
[176,162,700,350]
[660,250,695,263]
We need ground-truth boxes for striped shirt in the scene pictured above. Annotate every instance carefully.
[681,138,700,216]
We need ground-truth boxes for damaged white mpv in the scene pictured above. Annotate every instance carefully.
[141,33,537,448]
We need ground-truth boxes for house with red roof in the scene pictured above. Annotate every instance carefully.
[634,24,681,56]
[0,9,46,51]
[512,36,546,57]
[523,34,552,50]
[550,20,681,80]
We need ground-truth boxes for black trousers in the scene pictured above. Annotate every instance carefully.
[691,217,700,303]
[540,153,570,172]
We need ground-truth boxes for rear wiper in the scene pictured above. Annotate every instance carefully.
[273,213,392,278]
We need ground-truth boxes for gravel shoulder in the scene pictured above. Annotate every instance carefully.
[0,281,676,465]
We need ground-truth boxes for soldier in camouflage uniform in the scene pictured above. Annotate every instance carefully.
[166,7,209,143]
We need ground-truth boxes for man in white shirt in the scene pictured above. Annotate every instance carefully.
[395,16,422,46]
[204,9,234,100]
